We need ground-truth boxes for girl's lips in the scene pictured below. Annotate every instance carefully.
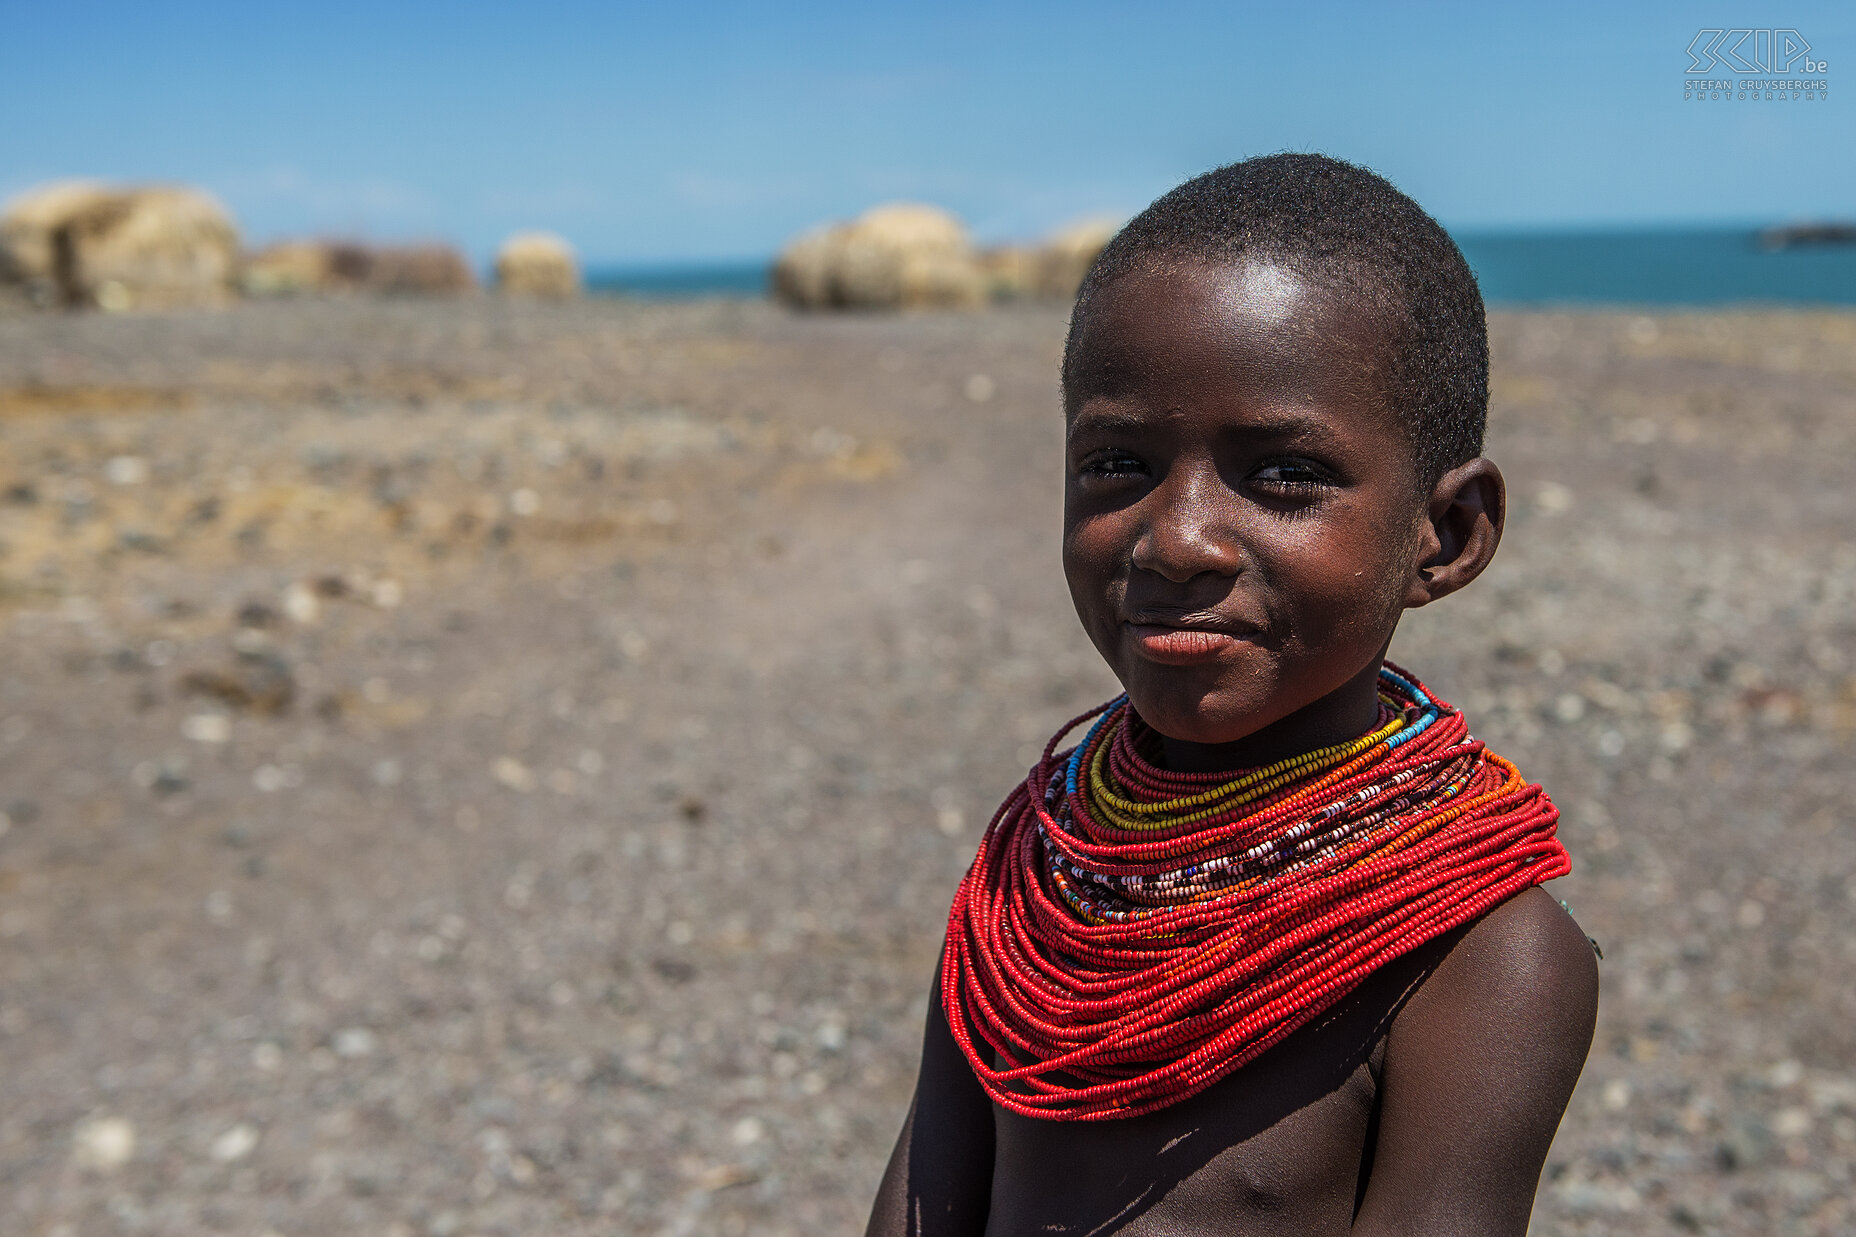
[1127,623,1248,664]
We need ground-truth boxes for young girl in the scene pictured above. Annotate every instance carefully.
[867,154,1598,1236]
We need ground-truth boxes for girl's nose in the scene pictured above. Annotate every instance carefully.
[1129,462,1244,583]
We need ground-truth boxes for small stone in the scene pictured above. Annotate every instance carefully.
[209,1123,259,1162]
[237,600,280,629]
[182,713,231,744]
[509,488,540,516]
[692,1162,758,1191]
[104,456,149,485]
[332,1026,377,1058]
[492,757,535,793]
[1774,1107,1812,1137]
[729,1116,765,1146]
[1716,1117,1773,1171]
[72,1115,137,1170]
[1602,1079,1631,1111]
[282,582,320,624]
[651,957,696,984]
[181,651,295,715]
[1537,482,1572,514]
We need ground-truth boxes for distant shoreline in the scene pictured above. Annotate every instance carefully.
[585,227,1856,307]
[585,260,767,300]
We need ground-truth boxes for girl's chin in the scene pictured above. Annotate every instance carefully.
[1124,692,1277,747]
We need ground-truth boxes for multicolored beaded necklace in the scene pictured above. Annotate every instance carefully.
[941,663,1569,1121]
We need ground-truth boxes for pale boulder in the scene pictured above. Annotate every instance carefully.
[976,245,1039,301]
[494,232,580,298]
[2,182,240,309]
[769,225,841,308]
[1033,217,1120,298]
[362,245,476,295]
[977,217,1121,302]
[242,240,337,296]
[772,203,984,310]
[241,241,475,296]
[0,181,115,302]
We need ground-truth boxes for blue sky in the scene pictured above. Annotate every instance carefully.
[1,1,1850,264]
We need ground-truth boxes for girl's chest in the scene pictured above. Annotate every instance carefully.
[985,1041,1384,1236]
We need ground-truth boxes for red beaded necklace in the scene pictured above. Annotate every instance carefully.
[941,664,1569,1121]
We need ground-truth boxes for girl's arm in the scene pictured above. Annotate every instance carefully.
[1352,887,1600,1236]
[866,966,996,1237]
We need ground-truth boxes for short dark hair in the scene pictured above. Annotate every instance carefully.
[1063,153,1488,487]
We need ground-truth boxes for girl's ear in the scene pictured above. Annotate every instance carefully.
[1404,458,1505,609]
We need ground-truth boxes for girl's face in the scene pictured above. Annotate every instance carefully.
[1062,258,1437,767]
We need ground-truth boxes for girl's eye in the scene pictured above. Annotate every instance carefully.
[1079,450,1147,478]
[1251,460,1331,490]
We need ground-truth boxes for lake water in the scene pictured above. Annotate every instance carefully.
[586,261,768,299]
[587,228,1856,307]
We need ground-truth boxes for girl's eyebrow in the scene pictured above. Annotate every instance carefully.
[1067,406,1340,444]
[1066,408,1150,440]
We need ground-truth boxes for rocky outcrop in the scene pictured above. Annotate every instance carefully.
[772,203,984,310]
[0,181,113,302]
[1033,217,1120,298]
[494,232,580,298]
[0,182,240,310]
[978,217,1120,302]
[242,241,340,296]
[769,225,839,308]
[242,241,476,296]
[362,245,476,295]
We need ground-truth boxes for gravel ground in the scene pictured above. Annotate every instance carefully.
[0,296,1851,1236]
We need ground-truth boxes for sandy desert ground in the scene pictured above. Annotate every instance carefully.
[0,295,1852,1236]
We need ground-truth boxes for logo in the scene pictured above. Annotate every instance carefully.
[1686,29,1823,74]
[1684,29,1828,101]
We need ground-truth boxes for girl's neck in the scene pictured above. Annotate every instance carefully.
[1156,656,1387,775]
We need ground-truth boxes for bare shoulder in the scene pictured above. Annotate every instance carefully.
[1410,887,1599,1035]
[1353,889,1600,1235]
